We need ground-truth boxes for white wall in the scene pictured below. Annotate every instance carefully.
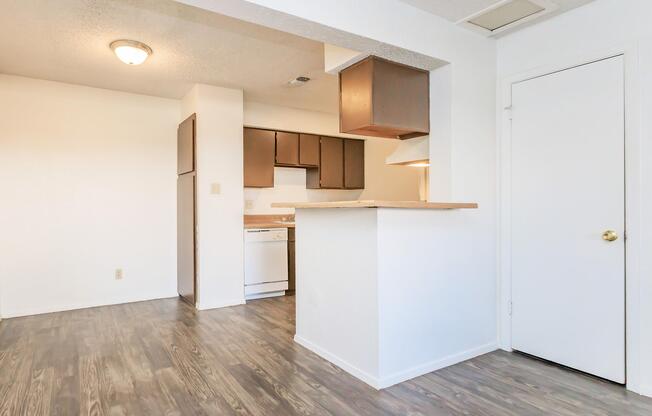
[497,0,652,396]
[294,208,380,387]
[181,84,245,309]
[377,208,498,387]
[243,102,422,214]
[0,75,179,318]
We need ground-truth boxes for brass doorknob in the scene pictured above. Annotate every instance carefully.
[602,230,618,242]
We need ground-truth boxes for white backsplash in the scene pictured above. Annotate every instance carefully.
[244,167,362,214]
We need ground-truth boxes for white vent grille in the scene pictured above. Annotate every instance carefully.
[469,0,544,31]
[459,0,559,37]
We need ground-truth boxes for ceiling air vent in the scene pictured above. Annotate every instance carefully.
[459,0,558,37]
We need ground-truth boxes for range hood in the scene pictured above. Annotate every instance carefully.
[385,136,429,166]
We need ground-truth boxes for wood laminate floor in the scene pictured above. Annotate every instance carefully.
[0,295,650,415]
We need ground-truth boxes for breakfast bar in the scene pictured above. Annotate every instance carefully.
[271,200,495,389]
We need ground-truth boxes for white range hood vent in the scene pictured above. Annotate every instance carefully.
[385,136,429,166]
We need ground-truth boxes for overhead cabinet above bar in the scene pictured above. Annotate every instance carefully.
[339,56,430,140]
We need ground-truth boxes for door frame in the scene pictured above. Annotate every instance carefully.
[497,44,643,393]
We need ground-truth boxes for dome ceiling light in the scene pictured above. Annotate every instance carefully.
[110,40,152,65]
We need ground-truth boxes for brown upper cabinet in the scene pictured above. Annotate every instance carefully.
[244,127,365,190]
[244,128,275,188]
[299,134,320,167]
[275,132,299,166]
[339,56,429,140]
[344,139,365,189]
[307,137,345,189]
[277,132,320,168]
[177,114,196,175]
[306,137,364,190]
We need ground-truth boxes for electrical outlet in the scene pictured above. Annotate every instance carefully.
[245,200,254,209]
[115,268,123,280]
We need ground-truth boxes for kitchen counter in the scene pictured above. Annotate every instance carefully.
[244,214,295,229]
[271,200,478,209]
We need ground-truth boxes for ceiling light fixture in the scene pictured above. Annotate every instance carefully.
[110,40,152,65]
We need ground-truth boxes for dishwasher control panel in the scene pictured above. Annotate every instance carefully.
[244,228,288,242]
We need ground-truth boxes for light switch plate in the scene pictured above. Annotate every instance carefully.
[115,268,123,280]
[210,183,221,194]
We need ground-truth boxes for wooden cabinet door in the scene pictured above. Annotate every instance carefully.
[299,134,319,166]
[344,139,365,189]
[319,137,344,189]
[244,128,275,187]
[177,114,195,174]
[276,132,299,166]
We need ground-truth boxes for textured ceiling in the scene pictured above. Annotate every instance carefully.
[0,0,339,113]
[398,0,593,32]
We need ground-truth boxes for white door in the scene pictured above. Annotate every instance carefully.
[510,56,625,383]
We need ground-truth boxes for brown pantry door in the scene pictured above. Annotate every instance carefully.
[177,173,196,305]
[319,137,344,189]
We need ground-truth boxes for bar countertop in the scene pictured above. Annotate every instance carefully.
[270,200,478,210]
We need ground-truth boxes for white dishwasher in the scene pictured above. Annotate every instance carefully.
[244,228,288,300]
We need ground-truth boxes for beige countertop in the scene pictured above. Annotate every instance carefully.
[271,200,478,209]
[244,214,295,229]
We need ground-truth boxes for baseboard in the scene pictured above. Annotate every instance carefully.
[196,298,245,310]
[1,292,179,318]
[3,294,247,318]
[639,384,652,398]
[377,342,499,389]
[245,291,285,301]
[294,335,382,389]
[295,335,498,390]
